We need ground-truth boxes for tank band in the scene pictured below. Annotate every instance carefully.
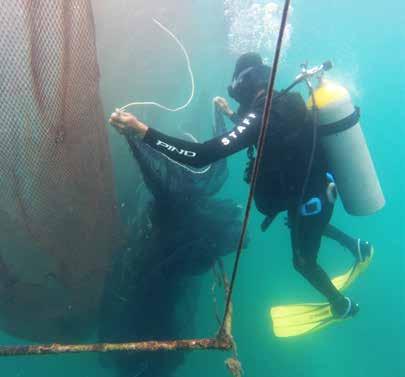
[319,106,360,136]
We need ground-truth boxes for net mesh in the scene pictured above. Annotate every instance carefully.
[0,0,119,341]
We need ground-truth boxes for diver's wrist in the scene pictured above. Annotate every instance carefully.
[128,120,148,139]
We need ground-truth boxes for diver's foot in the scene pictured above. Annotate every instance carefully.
[356,239,373,263]
[331,296,359,319]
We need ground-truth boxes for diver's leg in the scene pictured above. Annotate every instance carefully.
[286,217,372,261]
[289,203,358,317]
[323,224,373,262]
[323,224,357,250]
[289,203,341,302]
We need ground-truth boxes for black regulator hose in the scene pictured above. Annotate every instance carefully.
[293,82,320,257]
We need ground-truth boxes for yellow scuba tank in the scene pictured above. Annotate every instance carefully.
[307,80,385,216]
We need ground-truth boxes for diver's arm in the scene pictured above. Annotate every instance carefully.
[143,112,260,168]
[109,109,260,168]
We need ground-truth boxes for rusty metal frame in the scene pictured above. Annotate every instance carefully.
[0,263,234,358]
[0,334,233,357]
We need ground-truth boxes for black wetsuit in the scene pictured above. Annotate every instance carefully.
[141,91,346,305]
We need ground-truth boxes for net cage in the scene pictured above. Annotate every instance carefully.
[0,0,120,341]
[0,0,235,356]
[0,2,242,371]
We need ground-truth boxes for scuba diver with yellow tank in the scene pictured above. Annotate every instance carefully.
[109,52,384,337]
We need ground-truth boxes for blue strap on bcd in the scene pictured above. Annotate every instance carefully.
[300,197,322,216]
[299,173,337,216]
[326,172,335,183]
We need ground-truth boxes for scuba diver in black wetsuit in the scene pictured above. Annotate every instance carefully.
[109,52,373,319]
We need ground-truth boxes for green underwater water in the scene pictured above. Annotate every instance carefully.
[1,0,405,376]
[179,1,405,376]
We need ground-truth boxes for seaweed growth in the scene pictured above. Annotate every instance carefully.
[99,108,246,377]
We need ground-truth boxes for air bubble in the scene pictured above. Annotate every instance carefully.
[224,1,293,58]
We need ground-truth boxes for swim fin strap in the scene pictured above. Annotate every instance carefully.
[270,247,374,338]
[331,245,374,291]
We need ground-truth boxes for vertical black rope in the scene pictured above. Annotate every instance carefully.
[220,0,291,331]
[293,82,318,259]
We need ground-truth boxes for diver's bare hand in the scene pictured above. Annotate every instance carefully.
[213,96,234,117]
[109,109,148,138]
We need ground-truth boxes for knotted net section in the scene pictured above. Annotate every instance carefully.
[0,0,119,341]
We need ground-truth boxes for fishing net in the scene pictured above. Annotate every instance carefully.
[98,109,243,377]
[0,0,119,341]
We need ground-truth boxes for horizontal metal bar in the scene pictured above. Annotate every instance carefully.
[0,336,233,357]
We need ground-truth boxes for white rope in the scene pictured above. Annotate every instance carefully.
[118,18,195,112]
[118,19,211,175]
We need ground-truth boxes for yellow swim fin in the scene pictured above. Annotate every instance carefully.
[332,244,374,291]
[270,303,337,337]
[270,245,374,338]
